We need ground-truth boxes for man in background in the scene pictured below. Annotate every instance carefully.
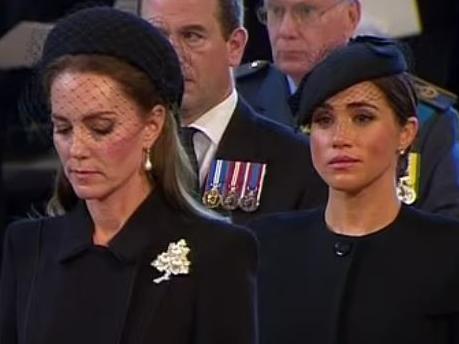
[237,0,459,218]
[140,0,327,223]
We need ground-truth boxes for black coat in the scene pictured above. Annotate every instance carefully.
[0,190,258,344]
[250,206,459,344]
[211,97,327,224]
[236,63,459,218]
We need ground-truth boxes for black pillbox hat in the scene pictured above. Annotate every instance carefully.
[292,36,408,126]
[40,6,184,107]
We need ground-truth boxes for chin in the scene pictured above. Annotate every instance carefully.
[277,61,311,82]
[325,177,365,194]
[72,185,107,201]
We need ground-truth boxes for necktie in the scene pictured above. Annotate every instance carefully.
[180,127,200,190]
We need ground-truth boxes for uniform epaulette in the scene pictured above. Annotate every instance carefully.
[235,60,270,79]
[412,75,458,111]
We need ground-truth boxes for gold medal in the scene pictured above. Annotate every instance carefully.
[202,188,222,208]
[202,159,225,209]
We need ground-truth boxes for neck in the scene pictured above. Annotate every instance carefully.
[87,175,153,246]
[325,177,401,236]
[182,84,234,126]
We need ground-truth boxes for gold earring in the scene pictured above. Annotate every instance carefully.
[144,147,152,171]
[399,148,406,155]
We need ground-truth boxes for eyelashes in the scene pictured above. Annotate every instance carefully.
[53,122,115,137]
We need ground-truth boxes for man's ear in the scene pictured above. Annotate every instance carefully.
[226,27,249,67]
[345,0,362,36]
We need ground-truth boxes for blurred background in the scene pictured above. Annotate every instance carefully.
[1,0,458,238]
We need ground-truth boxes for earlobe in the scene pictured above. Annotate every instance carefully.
[227,27,248,67]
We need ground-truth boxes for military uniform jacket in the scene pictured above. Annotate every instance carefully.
[236,62,459,218]
[210,97,327,224]
[0,190,258,344]
[250,206,459,344]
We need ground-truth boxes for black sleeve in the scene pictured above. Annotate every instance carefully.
[0,225,19,344]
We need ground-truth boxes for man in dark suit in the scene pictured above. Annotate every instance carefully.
[139,0,327,223]
[236,0,459,218]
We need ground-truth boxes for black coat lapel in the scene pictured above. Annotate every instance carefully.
[215,98,261,160]
[102,191,192,343]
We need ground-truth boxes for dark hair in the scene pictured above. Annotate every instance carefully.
[216,0,244,39]
[371,72,418,178]
[43,54,216,219]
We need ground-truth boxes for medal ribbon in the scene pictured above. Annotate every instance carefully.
[240,162,251,198]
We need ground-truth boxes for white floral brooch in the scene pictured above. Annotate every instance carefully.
[151,239,191,284]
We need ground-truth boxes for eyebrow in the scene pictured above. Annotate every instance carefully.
[179,24,207,33]
[319,101,379,111]
[51,111,116,121]
[346,102,379,110]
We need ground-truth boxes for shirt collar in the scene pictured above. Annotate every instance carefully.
[188,89,238,146]
[286,75,298,95]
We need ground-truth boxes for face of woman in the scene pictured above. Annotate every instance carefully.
[50,71,163,202]
[309,81,417,194]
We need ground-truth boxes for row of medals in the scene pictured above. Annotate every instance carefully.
[202,186,260,212]
[201,160,265,213]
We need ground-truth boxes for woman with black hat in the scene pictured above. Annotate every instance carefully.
[0,7,257,344]
[250,36,459,344]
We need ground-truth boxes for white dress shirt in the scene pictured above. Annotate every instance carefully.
[286,75,298,95]
[186,89,238,187]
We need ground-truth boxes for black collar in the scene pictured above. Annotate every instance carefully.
[58,190,184,264]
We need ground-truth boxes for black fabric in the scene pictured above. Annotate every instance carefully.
[250,206,459,344]
[212,97,327,224]
[40,7,183,108]
[292,36,408,125]
[0,190,258,344]
[237,65,294,127]
[180,127,200,191]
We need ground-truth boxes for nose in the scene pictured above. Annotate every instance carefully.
[277,10,298,38]
[331,120,354,148]
[69,129,89,159]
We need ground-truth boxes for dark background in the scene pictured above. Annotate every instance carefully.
[0,0,458,234]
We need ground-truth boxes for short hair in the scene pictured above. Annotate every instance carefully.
[138,0,244,39]
[216,0,244,39]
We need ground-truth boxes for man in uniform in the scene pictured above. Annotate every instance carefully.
[139,0,327,223]
[236,0,459,217]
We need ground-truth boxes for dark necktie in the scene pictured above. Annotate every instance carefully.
[180,127,200,191]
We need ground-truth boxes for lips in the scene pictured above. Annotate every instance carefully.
[328,156,361,169]
[69,168,100,179]
[277,50,306,60]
